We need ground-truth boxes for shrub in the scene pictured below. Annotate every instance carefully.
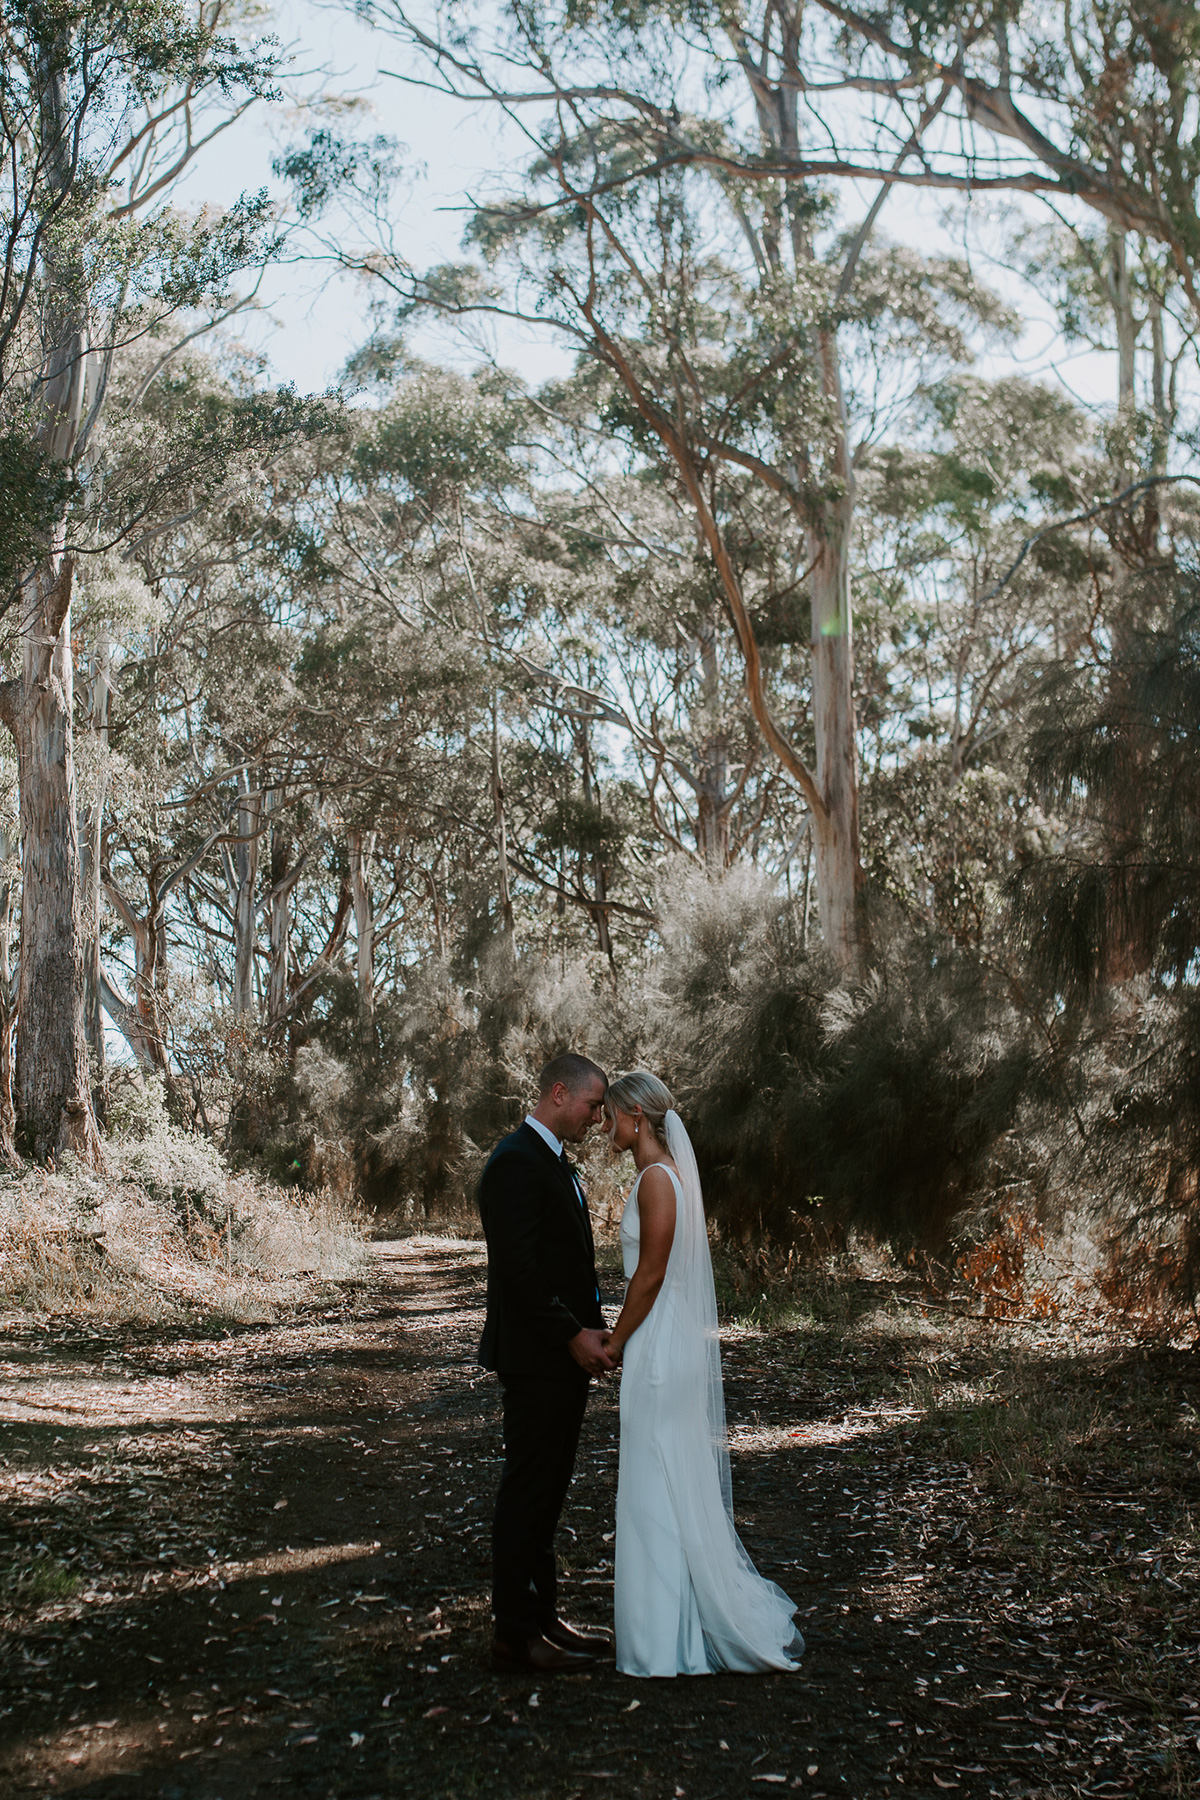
[0,1075,366,1324]
[107,1072,227,1223]
[652,868,1035,1253]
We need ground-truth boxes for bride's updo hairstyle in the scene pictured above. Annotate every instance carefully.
[606,1070,674,1149]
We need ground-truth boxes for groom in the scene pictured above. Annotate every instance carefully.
[478,1052,615,1673]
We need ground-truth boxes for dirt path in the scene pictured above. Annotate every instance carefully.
[1,1240,1196,1799]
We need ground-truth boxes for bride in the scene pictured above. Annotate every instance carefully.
[603,1070,805,1679]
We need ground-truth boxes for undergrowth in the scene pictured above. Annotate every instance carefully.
[0,1076,366,1324]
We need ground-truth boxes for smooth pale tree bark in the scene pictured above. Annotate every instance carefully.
[577,719,615,966]
[288,873,353,1026]
[1107,231,1138,426]
[0,828,19,1165]
[732,17,865,969]
[266,810,305,1029]
[102,816,234,1076]
[98,970,159,1072]
[79,632,111,1116]
[0,39,104,1163]
[424,857,447,960]
[102,868,170,1076]
[804,369,864,969]
[228,778,262,1017]
[489,697,516,955]
[548,139,867,966]
[346,827,376,1039]
[0,554,103,1164]
[1091,228,1154,984]
[692,616,740,872]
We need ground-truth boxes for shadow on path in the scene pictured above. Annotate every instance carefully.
[1,1237,1195,1799]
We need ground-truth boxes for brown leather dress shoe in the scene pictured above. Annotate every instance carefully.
[543,1618,614,1656]
[490,1633,595,1673]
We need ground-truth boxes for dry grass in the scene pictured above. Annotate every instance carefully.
[0,1105,367,1327]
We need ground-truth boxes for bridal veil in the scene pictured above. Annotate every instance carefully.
[614,1108,804,1676]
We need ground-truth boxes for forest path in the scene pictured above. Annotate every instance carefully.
[1,1238,1195,1800]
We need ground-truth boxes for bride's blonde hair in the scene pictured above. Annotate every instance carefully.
[606,1070,673,1148]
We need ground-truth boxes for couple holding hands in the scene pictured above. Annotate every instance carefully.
[478,1053,805,1680]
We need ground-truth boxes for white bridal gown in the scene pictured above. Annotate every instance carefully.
[613,1117,805,1679]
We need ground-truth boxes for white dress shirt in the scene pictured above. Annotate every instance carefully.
[525,1114,585,1204]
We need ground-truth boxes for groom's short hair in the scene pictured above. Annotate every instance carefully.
[538,1052,607,1097]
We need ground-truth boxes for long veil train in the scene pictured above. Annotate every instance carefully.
[613,1109,805,1677]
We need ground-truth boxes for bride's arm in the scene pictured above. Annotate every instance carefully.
[606,1166,676,1357]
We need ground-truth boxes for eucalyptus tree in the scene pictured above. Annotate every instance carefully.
[342,3,1019,975]
[987,211,1200,978]
[0,0,287,1160]
[747,1,1200,329]
[504,457,802,880]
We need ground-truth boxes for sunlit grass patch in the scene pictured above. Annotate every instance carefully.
[906,1366,1108,1492]
[1,1553,79,1610]
[720,1286,819,1331]
[0,1147,367,1326]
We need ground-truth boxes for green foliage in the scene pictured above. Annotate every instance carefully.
[1018,574,1200,995]
[274,130,406,223]
[0,430,76,595]
[652,869,1034,1251]
[107,1073,227,1223]
[1002,549,1200,1309]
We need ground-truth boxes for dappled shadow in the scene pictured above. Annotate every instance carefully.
[2,1240,1196,1799]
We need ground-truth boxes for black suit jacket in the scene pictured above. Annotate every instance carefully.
[478,1122,604,1381]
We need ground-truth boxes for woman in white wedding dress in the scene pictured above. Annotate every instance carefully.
[603,1071,804,1679]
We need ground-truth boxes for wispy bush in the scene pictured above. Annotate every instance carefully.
[653,865,1034,1254]
[1010,571,1200,1320]
[251,946,639,1227]
[261,858,1036,1263]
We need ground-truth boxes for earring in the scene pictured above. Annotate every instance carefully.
[634,1121,639,1135]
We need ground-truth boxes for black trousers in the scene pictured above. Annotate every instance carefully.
[492,1373,589,1643]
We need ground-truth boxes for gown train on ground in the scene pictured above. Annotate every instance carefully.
[614,1133,805,1680]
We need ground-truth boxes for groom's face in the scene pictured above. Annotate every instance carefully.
[554,1077,608,1144]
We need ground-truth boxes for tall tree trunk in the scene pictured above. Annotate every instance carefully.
[578,717,615,966]
[346,827,375,1042]
[267,809,301,1030]
[718,15,866,971]
[0,47,104,1164]
[694,615,733,871]
[0,558,103,1163]
[1107,231,1138,429]
[425,855,447,960]
[232,777,261,1017]
[0,828,19,1165]
[1099,231,1153,983]
[98,970,159,1072]
[806,354,864,971]
[100,867,170,1076]
[490,695,516,954]
[79,631,111,1121]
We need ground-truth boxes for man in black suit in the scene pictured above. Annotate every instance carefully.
[479,1051,615,1673]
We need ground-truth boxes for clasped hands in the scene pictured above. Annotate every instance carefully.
[568,1326,621,1375]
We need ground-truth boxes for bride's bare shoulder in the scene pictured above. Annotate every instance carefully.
[636,1162,679,1206]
